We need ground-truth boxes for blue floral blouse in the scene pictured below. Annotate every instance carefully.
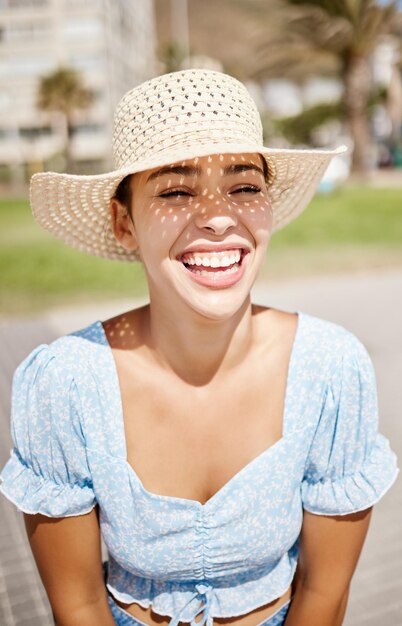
[0,311,399,626]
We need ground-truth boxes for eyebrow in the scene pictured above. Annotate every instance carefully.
[223,163,265,177]
[146,162,264,183]
[146,165,201,182]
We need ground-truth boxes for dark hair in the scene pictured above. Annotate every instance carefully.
[260,155,271,185]
[112,155,272,215]
[113,174,134,217]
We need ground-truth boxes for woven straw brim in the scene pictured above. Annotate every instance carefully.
[30,143,347,262]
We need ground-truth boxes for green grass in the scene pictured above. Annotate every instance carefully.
[0,186,401,315]
[0,199,148,314]
[267,187,402,247]
[260,185,402,280]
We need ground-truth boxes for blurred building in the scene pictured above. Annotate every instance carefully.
[262,77,343,119]
[371,36,402,148]
[0,0,156,180]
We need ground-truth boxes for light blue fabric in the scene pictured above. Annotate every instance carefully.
[106,583,291,626]
[0,311,399,626]
[103,562,292,626]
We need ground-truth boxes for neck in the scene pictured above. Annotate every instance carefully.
[142,294,255,387]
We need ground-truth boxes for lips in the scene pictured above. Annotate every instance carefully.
[175,243,251,289]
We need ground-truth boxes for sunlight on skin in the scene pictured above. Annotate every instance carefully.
[116,153,272,240]
[103,315,135,348]
[109,152,274,328]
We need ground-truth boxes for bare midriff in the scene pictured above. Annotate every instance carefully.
[112,582,294,626]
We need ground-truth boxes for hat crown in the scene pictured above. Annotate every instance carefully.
[112,69,264,170]
[30,68,344,263]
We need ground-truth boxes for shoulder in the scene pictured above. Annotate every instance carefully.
[298,312,376,395]
[14,320,106,385]
[56,319,105,352]
[259,306,367,359]
[253,306,368,371]
[299,310,369,357]
[10,321,110,444]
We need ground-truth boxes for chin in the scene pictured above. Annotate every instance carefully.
[184,288,252,322]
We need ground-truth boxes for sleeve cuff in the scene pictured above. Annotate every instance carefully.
[301,433,400,516]
[0,449,97,518]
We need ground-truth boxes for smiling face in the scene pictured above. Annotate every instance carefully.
[110,152,273,321]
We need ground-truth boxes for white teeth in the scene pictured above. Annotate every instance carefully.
[183,249,242,268]
[191,265,239,276]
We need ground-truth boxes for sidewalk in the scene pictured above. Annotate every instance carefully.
[361,169,402,188]
[0,266,401,625]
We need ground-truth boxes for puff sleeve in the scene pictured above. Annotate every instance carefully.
[0,343,97,517]
[301,333,399,515]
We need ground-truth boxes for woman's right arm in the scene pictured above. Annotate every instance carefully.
[23,505,115,626]
[0,344,116,623]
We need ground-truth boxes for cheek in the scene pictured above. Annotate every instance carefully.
[236,198,273,239]
[138,204,192,245]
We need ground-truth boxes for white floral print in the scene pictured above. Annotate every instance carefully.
[0,311,399,625]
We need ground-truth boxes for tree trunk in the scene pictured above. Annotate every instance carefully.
[342,53,373,174]
[388,63,402,147]
[65,115,75,174]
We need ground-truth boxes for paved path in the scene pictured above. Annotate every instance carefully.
[0,267,400,625]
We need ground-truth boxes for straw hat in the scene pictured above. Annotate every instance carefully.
[30,69,346,262]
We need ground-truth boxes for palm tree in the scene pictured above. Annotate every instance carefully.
[37,67,93,173]
[158,41,188,73]
[253,0,399,173]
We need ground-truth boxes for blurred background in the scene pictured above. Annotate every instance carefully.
[0,3,401,626]
[0,0,401,315]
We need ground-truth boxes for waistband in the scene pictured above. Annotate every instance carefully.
[102,561,293,626]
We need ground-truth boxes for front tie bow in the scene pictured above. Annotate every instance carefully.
[169,582,214,626]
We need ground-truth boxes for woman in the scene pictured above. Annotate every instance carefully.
[0,69,399,626]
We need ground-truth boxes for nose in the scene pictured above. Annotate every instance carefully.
[194,205,238,235]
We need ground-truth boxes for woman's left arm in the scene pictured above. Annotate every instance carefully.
[286,330,400,624]
[285,506,373,626]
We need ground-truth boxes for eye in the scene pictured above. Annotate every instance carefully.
[231,185,261,195]
[159,189,193,198]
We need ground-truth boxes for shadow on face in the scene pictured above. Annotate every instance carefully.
[108,152,273,263]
